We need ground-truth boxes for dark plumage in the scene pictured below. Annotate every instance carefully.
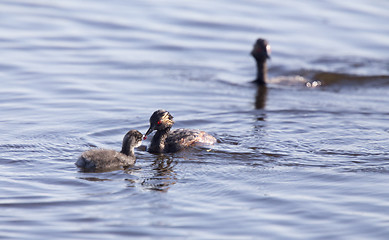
[144,109,216,153]
[251,38,271,85]
[76,130,143,170]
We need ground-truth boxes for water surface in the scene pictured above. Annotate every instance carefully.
[1,0,389,239]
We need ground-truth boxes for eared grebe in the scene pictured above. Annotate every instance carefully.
[144,109,216,153]
[251,38,271,85]
[76,130,143,170]
[251,38,321,87]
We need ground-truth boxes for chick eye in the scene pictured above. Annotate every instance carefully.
[157,121,161,125]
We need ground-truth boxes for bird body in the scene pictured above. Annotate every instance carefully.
[145,110,216,153]
[77,149,135,170]
[76,130,143,171]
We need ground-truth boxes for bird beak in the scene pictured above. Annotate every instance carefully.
[144,125,155,139]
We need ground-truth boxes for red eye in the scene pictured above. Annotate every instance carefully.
[157,121,161,125]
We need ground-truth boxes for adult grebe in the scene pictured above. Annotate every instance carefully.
[251,38,271,85]
[76,130,143,170]
[144,109,216,153]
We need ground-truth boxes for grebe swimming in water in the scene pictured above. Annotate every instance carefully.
[251,38,321,87]
[144,109,216,153]
[251,38,271,85]
[76,130,143,170]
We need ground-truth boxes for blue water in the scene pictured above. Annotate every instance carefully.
[1,0,389,239]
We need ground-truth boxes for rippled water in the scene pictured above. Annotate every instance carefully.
[1,0,389,239]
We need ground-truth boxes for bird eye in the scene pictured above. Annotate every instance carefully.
[157,121,161,125]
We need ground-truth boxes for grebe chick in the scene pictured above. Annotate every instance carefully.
[144,109,216,153]
[76,130,143,170]
[251,38,271,85]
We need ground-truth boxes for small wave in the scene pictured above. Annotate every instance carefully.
[310,71,389,88]
[269,70,389,89]
[268,56,389,89]
[267,75,322,88]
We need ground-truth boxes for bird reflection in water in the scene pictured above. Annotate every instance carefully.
[140,155,177,192]
[255,85,268,109]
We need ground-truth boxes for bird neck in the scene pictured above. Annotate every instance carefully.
[121,140,135,157]
[255,60,267,85]
[150,127,171,153]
